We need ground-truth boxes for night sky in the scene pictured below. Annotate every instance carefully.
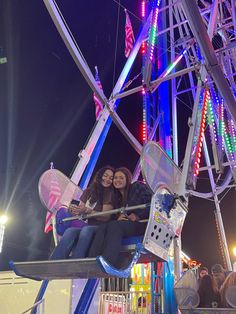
[0,0,235,271]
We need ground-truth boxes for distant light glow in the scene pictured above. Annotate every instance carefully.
[0,215,8,254]
[0,215,8,225]
[181,251,191,261]
[0,225,5,253]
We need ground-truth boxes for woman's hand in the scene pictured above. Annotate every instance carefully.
[117,213,140,221]
[117,214,128,221]
[68,203,86,216]
[127,213,140,222]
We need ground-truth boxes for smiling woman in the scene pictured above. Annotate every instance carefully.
[50,165,116,260]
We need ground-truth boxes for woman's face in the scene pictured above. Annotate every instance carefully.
[113,171,127,190]
[101,169,114,188]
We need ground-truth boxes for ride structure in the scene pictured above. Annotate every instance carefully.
[9,0,236,313]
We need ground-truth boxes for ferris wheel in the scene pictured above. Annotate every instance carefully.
[42,0,236,270]
[7,2,236,314]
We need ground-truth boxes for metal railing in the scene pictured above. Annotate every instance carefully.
[98,291,151,314]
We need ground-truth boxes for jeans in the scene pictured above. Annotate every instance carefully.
[88,224,108,257]
[50,225,98,260]
[89,220,146,267]
[72,225,98,258]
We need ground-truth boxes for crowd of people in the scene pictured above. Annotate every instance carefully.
[197,264,236,308]
[50,165,153,268]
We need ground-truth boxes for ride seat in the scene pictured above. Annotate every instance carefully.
[122,236,143,246]
[226,285,236,309]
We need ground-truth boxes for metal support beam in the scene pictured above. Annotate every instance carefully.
[181,0,236,126]
[132,114,161,181]
[208,0,219,39]
[231,0,236,32]
[202,139,232,270]
[113,65,199,100]
[43,0,151,183]
[74,279,100,314]
[179,73,205,196]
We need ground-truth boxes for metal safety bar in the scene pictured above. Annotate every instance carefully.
[61,203,151,223]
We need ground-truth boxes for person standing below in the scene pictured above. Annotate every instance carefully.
[211,264,228,289]
[88,167,153,267]
[197,274,221,308]
[197,266,209,287]
[199,267,209,279]
[50,166,115,259]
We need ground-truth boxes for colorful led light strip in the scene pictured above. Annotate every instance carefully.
[141,0,146,54]
[142,121,147,142]
[147,0,161,61]
[218,99,236,167]
[229,119,236,152]
[219,99,225,152]
[191,90,204,158]
[142,87,147,142]
[141,0,147,141]
[161,48,187,78]
[206,95,218,144]
[224,128,234,162]
[193,88,209,177]
[141,0,146,18]
[141,41,146,54]
[209,87,236,170]
[209,85,225,156]
[222,114,235,166]
[228,119,236,168]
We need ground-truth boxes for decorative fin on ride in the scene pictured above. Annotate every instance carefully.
[96,243,144,278]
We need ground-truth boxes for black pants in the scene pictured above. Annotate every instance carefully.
[88,220,146,267]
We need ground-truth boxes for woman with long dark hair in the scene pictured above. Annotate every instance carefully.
[50,165,115,259]
[198,274,221,308]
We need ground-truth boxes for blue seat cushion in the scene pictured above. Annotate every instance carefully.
[122,236,143,246]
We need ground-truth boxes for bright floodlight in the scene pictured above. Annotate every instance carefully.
[233,247,236,257]
[0,215,8,225]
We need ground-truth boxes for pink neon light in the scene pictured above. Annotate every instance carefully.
[141,0,146,18]
[193,89,209,177]
[142,122,147,142]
